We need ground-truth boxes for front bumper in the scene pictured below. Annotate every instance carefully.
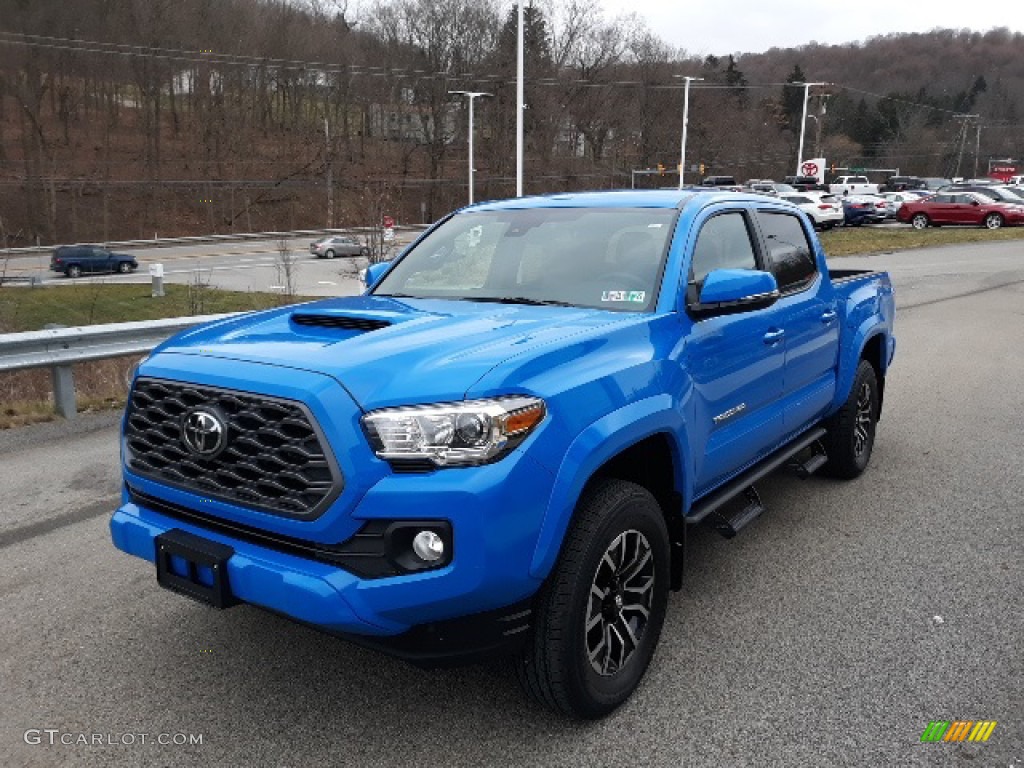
[110,445,554,655]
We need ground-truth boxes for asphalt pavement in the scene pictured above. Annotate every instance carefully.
[0,241,1021,767]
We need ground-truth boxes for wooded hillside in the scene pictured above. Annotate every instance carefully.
[0,0,1021,244]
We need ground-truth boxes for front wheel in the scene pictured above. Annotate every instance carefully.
[118,261,132,273]
[910,213,929,230]
[823,359,879,479]
[984,213,1004,230]
[515,479,670,719]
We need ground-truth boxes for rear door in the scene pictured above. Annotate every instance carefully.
[753,208,838,431]
[682,208,786,495]
[927,194,957,224]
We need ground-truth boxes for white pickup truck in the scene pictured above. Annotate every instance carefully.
[828,176,881,195]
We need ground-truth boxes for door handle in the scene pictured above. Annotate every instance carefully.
[821,310,838,324]
[763,328,785,345]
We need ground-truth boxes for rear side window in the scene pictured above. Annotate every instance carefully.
[690,212,758,283]
[757,211,816,292]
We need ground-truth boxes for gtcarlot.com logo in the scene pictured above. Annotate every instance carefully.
[24,729,203,747]
[920,720,997,743]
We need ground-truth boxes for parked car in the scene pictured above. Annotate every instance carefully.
[49,245,138,278]
[828,176,880,196]
[112,189,895,719]
[880,192,922,219]
[780,193,844,229]
[310,235,369,259]
[882,176,927,192]
[783,175,826,191]
[841,194,887,226]
[921,177,951,191]
[700,175,742,191]
[938,184,1024,205]
[748,181,798,196]
[897,191,1024,229]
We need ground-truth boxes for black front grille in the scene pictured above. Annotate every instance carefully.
[125,378,342,518]
[291,313,390,331]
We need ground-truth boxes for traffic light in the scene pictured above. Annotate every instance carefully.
[657,163,665,175]
[699,163,705,176]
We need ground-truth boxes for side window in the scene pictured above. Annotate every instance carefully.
[690,212,758,284]
[757,211,817,292]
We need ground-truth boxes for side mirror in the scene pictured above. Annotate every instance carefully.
[970,200,980,206]
[363,261,391,290]
[694,269,779,314]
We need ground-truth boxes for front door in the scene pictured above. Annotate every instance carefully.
[682,210,786,497]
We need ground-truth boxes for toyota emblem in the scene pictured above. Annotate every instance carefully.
[181,409,227,457]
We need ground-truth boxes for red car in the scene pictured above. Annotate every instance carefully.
[897,191,1024,230]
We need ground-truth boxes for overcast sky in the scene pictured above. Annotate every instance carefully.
[596,0,1024,55]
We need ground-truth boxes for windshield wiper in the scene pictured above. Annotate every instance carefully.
[468,296,575,307]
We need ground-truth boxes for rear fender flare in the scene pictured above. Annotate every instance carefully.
[528,394,691,580]
[833,324,889,411]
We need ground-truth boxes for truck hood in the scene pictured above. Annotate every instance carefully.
[154,296,629,410]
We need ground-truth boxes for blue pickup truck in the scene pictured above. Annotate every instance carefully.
[111,190,895,718]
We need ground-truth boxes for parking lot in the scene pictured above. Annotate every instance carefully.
[0,241,1021,767]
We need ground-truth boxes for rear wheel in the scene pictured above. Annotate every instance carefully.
[66,265,82,278]
[984,213,1004,230]
[910,213,929,230]
[823,359,879,479]
[516,479,670,719]
[324,249,336,259]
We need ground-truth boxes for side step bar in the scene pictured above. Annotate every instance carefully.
[687,427,828,530]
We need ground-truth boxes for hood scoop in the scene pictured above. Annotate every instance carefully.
[290,312,392,331]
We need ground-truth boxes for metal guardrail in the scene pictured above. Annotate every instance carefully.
[0,313,240,418]
[0,225,429,256]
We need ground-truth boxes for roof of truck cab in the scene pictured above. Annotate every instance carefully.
[463,188,771,212]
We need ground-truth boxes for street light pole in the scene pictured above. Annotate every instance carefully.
[796,81,828,172]
[675,76,703,189]
[449,91,493,205]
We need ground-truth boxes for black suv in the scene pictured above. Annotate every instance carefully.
[783,175,826,191]
[50,245,139,278]
[883,176,927,192]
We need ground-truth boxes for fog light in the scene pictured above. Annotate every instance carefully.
[411,530,444,562]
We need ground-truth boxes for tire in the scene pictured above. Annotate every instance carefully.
[118,261,132,273]
[324,249,336,259]
[515,478,670,719]
[823,359,879,479]
[910,213,929,230]
[66,265,82,278]
[984,213,1004,230]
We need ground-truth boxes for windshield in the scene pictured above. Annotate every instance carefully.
[372,207,677,311]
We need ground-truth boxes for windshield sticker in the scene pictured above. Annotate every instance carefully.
[647,223,663,228]
[602,291,646,303]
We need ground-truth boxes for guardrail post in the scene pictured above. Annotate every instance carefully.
[150,263,165,297]
[42,323,77,419]
[51,364,77,419]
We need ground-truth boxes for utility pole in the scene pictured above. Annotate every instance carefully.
[674,76,703,189]
[952,114,978,179]
[324,117,334,229]
[973,119,982,179]
[516,3,525,197]
[796,82,829,172]
[449,91,493,205]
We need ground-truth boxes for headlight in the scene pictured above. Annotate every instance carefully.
[362,396,546,468]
